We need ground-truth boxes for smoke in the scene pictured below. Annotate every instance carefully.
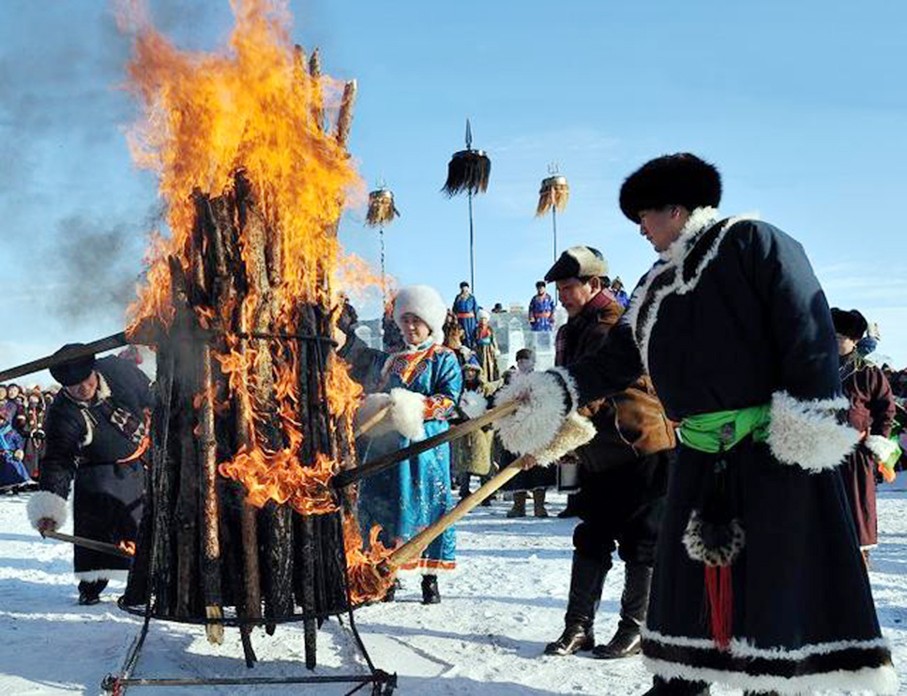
[42,209,164,325]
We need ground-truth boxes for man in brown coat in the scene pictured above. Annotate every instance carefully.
[543,246,676,660]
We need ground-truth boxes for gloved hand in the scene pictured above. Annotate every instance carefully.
[356,389,426,441]
[493,368,576,456]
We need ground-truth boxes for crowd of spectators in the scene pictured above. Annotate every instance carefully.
[0,383,58,487]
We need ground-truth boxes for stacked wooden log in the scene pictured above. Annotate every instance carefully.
[124,51,359,670]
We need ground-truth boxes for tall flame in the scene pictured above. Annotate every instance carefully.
[122,0,361,330]
[119,0,392,594]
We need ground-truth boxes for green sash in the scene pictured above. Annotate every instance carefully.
[680,404,771,454]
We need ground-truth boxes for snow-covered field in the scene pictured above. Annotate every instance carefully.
[1,482,905,695]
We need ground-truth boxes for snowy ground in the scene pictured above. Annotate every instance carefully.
[1,481,905,695]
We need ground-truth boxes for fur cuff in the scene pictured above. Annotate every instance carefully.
[389,388,426,441]
[532,413,596,466]
[27,490,68,530]
[459,390,488,419]
[494,370,575,456]
[864,434,899,464]
[767,391,859,472]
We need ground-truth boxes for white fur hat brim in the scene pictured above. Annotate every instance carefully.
[393,285,447,346]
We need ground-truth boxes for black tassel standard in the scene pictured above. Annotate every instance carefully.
[442,119,491,290]
[681,449,744,650]
[443,149,491,196]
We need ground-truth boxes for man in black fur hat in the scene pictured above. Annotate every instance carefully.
[26,345,152,605]
[494,153,896,694]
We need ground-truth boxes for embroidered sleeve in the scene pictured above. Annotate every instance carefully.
[424,395,456,420]
[423,351,464,421]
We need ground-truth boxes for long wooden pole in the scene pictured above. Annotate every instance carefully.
[332,400,519,489]
[351,404,391,440]
[0,332,131,382]
[386,455,529,569]
[42,530,134,559]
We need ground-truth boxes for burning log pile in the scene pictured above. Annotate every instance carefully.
[118,4,394,672]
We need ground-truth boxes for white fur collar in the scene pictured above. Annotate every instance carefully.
[659,206,720,264]
[626,209,758,373]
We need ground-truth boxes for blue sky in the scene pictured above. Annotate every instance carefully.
[1,0,906,380]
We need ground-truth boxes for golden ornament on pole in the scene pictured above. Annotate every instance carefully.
[536,174,570,217]
[365,187,399,227]
[536,166,569,262]
[365,185,399,313]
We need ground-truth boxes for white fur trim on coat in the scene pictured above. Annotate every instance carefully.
[74,569,129,583]
[393,285,448,346]
[643,657,897,696]
[493,370,576,456]
[864,434,899,463]
[767,391,859,472]
[27,490,69,530]
[531,413,596,466]
[625,209,758,374]
[389,388,426,441]
[641,629,898,695]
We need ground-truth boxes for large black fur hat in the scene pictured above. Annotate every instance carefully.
[49,344,96,386]
[830,308,868,340]
[619,153,722,223]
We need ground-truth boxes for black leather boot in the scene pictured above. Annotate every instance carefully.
[642,676,710,695]
[544,552,606,656]
[421,574,440,604]
[78,579,109,606]
[593,563,652,659]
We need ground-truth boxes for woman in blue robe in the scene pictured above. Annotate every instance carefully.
[339,285,463,604]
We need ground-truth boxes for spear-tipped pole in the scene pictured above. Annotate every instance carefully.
[443,118,490,294]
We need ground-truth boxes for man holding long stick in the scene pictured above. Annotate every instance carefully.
[493,154,896,695]
[26,345,151,605]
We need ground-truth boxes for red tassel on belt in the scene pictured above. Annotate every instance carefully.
[704,564,733,649]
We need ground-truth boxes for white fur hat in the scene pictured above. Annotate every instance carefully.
[478,308,490,321]
[393,285,447,345]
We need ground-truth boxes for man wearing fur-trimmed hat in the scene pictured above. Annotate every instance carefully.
[336,285,463,604]
[832,307,898,567]
[26,344,152,606]
[493,154,896,694]
[541,245,675,662]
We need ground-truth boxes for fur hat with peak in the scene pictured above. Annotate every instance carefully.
[619,153,722,224]
[393,285,448,345]
[545,246,608,283]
